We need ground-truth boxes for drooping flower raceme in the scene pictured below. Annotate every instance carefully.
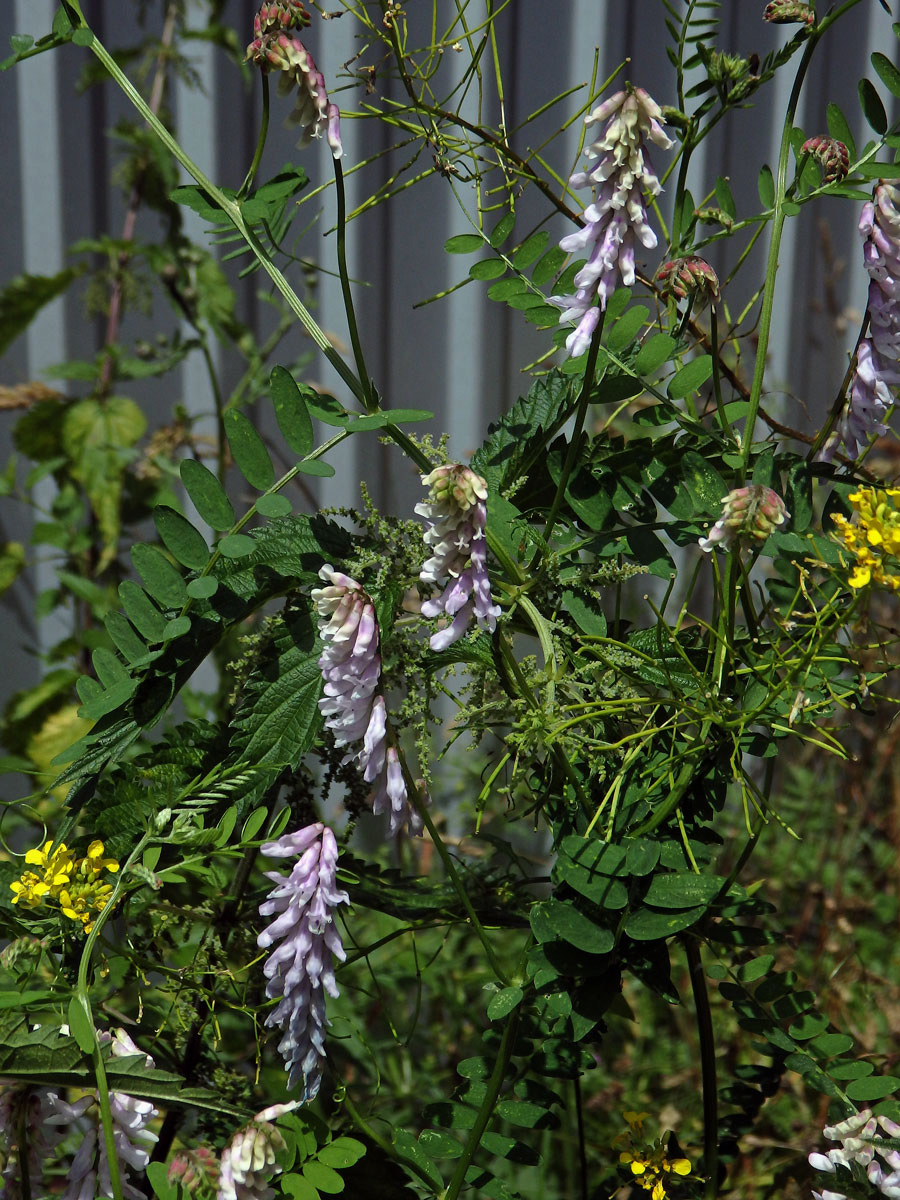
[217,1103,299,1200]
[46,1029,158,1200]
[416,465,500,651]
[257,825,348,1101]
[829,183,900,459]
[550,86,673,357]
[312,566,420,834]
[809,1109,900,1200]
[245,18,342,158]
[699,486,788,553]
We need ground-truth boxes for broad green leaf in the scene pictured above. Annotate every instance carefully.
[186,576,218,599]
[789,1014,829,1040]
[489,212,515,246]
[383,408,434,423]
[317,1139,366,1169]
[531,246,566,285]
[642,873,724,908]
[469,258,506,281]
[487,986,523,1020]
[180,459,235,531]
[668,355,713,399]
[153,506,209,570]
[530,898,614,954]
[445,233,482,253]
[225,409,275,490]
[524,303,564,327]
[513,231,549,268]
[625,527,671,578]
[847,1076,900,1102]
[279,1175,318,1200]
[757,164,775,209]
[104,612,148,664]
[561,589,607,636]
[169,184,231,221]
[0,269,79,356]
[118,581,168,642]
[301,1162,345,1194]
[607,305,650,353]
[78,679,137,721]
[256,493,293,518]
[809,1033,855,1057]
[163,616,191,641]
[624,905,706,940]
[494,1100,556,1129]
[633,333,677,376]
[218,533,257,558]
[270,366,314,457]
[558,836,628,877]
[131,544,188,609]
[859,77,888,134]
[146,1162,178,1200]
[488,278,527,301]
[91,647,128,688]
[67,996,94,1053]
[736,955,775,983]
[829,1060,874,1080]
[625,839,659,875]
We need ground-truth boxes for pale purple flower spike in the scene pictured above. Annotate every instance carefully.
[550,86,673,357]
[829,182,900,459]
[45,1030,158,1200]
[312,566,422,834]
[416,465,500,651]
[258,824,348,1102]
[808,1109,900,1200]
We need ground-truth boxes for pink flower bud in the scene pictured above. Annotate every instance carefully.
[655,255,720,307]
[802,135,850,183]
[763,0,815,26]
[699,486,789,553]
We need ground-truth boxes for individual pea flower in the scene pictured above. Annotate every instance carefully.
[802,135,850,183]
[655,255,720,309]
[699,485,789,553]
[217,1102,299,1200]
[763,0,816,24]
[550,85,673,357]
[415,464,501,651]
[826,182,900,460]
[46,1029,158,1200]
[245,32,342,158]
[312,566,420,834]
[257,825,348,1100]
[832,486,900,590]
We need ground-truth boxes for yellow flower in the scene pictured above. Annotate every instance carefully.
[833,487,900,591]
[617,1113,691,1200]
[9,837,119,934]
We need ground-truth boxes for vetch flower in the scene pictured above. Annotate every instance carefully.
[46,1029,158,1200]
[257,825,348,1101]
[550,85,673,357]
[828,182,900,459]
[416,464,500,651]
[217,1106,298,1200]
[802,135,850,183]
[832,486,900,590]
[245,32,342,158]
[313,566,421,834]
[699,486,789,553]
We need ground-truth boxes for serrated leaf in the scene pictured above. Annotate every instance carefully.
[170,184,230,222]
[225,409,275,491]
[0,269,79,356]
[270,366,314,458]
[180,459,235,531]
[131,544,188,608]
[232,602,323,765]
[472,369,573,495]
[153,506,209,570]
[859,78,888,134]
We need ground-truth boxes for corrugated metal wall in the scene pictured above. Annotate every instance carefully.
[0,0,897,712]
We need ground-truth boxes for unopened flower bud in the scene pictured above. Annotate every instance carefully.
[219,1112,288,1200]
[763,0,816,25]
[699,486,788,553]
[253,1,310,36]
[801,135,850,183]
[655,255,720,308]
[168,1145,219,1193]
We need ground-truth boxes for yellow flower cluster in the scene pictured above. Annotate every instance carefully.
[832,486,900,590]
[615,1111,692,1200]
[10,839,119,934]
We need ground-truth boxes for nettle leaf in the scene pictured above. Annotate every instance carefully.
[472,369,574,495]
[180,459,235,531]
[170,183,232,221]
[225,409,276,491]
[0,268,80,355]
[232,601,323,766]
[270,366,314,458]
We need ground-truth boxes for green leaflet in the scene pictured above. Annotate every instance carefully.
[224,409,275,491]
[270,365,314,458]
[180,459,235,531]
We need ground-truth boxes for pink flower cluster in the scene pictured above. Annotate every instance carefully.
[551,86,673,357]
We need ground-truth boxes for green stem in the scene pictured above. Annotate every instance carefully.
[63,5,365,405]
[74,833,151,1200]
[708,305,732,443]
[685,936,718,1200]
[238,73,269,200]
[341,1089,439,1191]
[442,1010,520,1200]
[334,158,375,411]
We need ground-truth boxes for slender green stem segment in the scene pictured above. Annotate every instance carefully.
[334,158,376,411]
[685,936,718,1200]
[74,833,150,1200]
[238,72,270,199]
[442,1010,521,1200]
